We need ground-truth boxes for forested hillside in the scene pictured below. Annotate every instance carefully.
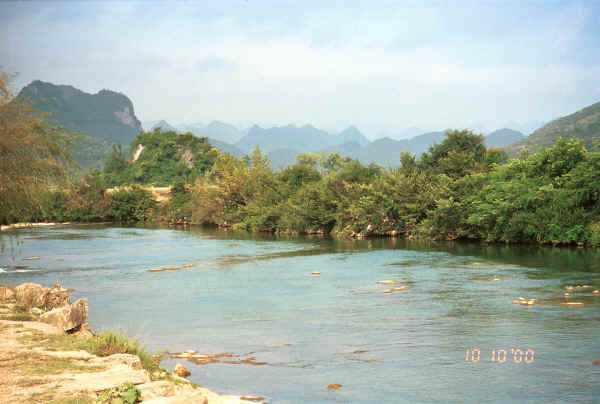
[506,101,600,154]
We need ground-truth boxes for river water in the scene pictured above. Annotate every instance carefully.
[1,224,599,403]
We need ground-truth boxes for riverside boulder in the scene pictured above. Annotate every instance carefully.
[40,298,88,332]
[15,282,70,310]
[0,286,15,301]
[174,363,191,378]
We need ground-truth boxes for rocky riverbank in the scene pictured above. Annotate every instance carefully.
[0,283,264,404]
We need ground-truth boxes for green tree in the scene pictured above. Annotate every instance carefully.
[0,73,75,224]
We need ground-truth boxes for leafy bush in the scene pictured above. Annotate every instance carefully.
[107,187,156,222]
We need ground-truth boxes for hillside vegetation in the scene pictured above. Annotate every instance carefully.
[90,128,218,187]
[507,101,600,154]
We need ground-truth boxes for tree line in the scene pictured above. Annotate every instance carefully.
[1,73,599,246]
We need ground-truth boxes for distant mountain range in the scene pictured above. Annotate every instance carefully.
[26,79,597,172]
[505,101,600,155]
[146,119,531,168]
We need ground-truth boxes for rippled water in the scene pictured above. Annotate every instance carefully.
[1,224,599,403]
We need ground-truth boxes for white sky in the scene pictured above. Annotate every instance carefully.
[1,0,599,138]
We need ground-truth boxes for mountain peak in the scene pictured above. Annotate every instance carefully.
[18,80,141,144]
[339,125,369,146]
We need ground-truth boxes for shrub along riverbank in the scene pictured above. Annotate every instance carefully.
[3,128,599,247]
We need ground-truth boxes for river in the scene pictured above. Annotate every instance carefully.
[1,224,599,403]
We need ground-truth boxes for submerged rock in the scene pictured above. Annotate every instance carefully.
[512,297,537,306]
[174,363,191,378]
[147,264,195,273]
[382,286,407,293]
[240,396,265,401]
[147,266,180,272]
[561,302,584,307]
[40,298,88,332]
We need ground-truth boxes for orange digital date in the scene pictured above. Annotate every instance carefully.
[465,348,535,363]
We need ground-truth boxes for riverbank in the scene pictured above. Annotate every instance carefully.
[0,283,263,404]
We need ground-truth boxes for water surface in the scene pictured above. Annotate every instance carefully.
[1,225,599,403]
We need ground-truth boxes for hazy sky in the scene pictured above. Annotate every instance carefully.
[1,0,599,138]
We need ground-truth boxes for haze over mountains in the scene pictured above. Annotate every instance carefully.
[16,80,599,170]
[150,121,526,167]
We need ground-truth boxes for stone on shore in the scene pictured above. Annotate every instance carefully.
[174,363,191,378]
[40,298,88,332]
[15,283,45,306]
[72,322,94,338]
[15,282,71,310]
[0,286,15,301]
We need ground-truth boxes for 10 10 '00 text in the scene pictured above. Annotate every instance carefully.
[465,348,535,363]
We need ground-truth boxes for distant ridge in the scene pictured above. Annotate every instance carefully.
[235,124,339,153]
[484,128,525,148]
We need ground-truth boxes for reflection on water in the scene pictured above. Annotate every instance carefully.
[1,224,599,403]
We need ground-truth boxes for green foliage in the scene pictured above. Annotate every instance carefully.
[0,73,76,225]
[90,128,218,187]
[188,133,599,247]
[420,129,487,177]
[108,187,156,222]
[97,382,141,404]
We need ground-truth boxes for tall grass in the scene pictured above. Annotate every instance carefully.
[40,331,160,373]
